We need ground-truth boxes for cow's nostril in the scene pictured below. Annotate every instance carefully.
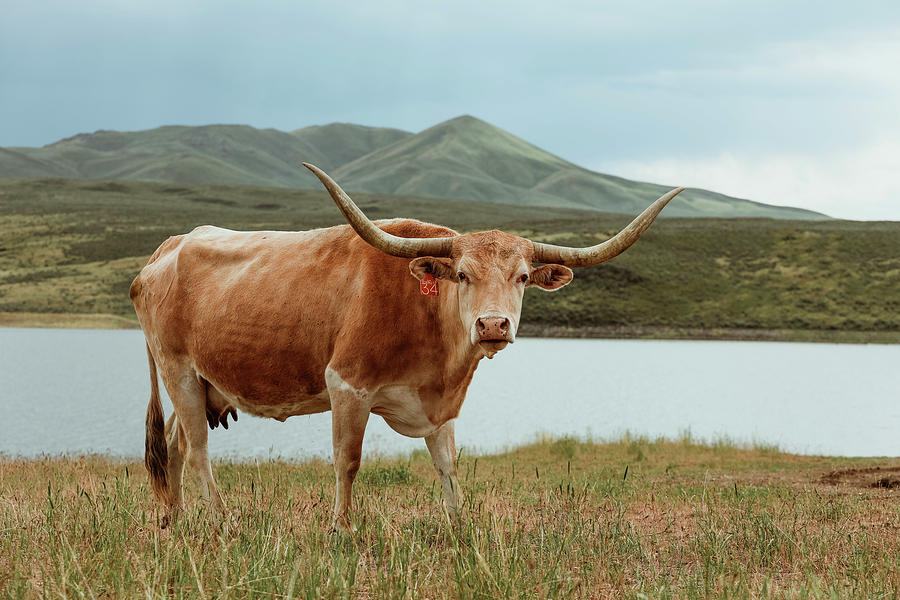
[476,316,511,341]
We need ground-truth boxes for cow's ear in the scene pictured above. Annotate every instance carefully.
[529,264,573,291]
[409,257,456,281]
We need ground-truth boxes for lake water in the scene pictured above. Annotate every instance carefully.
[1,328,897,459]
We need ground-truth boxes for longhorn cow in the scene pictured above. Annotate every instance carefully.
[131,163,684,530]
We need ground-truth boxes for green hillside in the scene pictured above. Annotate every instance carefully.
[334,116,825,219]
[290,123,411,171]
[0,123,409,189]
[0,117,825,220]
[0,178,895,341]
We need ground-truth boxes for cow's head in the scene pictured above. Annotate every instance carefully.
[303,163,684,358]
[405,231,572,356]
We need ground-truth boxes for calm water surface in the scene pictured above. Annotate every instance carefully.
[1,328,897,458]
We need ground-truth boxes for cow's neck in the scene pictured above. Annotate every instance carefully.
[397,288,482,427]
[435,288,483,389]
[435,286,480,365]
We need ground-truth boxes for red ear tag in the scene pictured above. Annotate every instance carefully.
[420,273,439,296]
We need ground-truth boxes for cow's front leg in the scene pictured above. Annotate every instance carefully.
[425,419,460,519]
[327,378,370,533]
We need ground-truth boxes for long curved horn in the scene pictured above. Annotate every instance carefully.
[303,163,454,258]
[531,187,685,267]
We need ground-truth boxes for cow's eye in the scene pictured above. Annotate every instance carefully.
[458,272,468,282]
[519,274,528,283]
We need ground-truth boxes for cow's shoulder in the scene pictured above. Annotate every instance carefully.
[374,219,458,240]
[175,227,309,269]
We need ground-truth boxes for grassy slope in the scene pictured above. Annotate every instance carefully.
[0,177,897,340]
[0,123,411,189]
[2,438,899,598]
[0,118,824,220]
[289,123,411,172]
[334,116,826,220]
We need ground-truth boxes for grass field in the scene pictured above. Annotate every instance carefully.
[2,437,899,598]
[1,177,899,341]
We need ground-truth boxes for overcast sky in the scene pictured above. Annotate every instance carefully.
[2,1,899,219]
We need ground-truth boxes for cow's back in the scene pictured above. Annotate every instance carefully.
[132,220,458,407]
[133,225,359,404]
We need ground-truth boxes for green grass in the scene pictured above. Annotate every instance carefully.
[519,216,900,336]
[2,438,899,598]
[0,177,898,340]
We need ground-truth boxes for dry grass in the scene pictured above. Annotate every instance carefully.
[2,437,899,599]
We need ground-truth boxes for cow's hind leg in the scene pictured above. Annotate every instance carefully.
[162,413,186,525]
[425,420,460,519]
[161,367,225,516]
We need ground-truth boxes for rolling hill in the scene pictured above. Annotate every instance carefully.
[0,116,826,219]
[0,123,410,189]
[332,116,825,219]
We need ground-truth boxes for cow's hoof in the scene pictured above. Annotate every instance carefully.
[443,509,463,530]
[329,519,356,535]
[160,504,183,529]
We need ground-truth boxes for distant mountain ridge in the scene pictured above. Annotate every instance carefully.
[0,123,410,189]
[0,116,826,219]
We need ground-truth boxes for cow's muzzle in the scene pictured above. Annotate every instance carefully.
[476,316,513,343]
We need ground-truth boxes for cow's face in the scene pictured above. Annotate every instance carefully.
[409,231,573,357]
[303,163,680,359]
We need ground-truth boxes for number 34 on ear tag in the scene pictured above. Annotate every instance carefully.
[420,273,439,296]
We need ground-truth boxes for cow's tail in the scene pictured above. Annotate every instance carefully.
[144,342,169,505]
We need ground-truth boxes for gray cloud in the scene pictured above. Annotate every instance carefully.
[2,0,899,217]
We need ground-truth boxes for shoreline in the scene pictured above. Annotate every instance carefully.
[516,323,900,344]
[3,312,899,343]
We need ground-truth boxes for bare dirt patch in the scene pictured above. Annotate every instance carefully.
[872,476,900,489]
[819,466,900,489]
